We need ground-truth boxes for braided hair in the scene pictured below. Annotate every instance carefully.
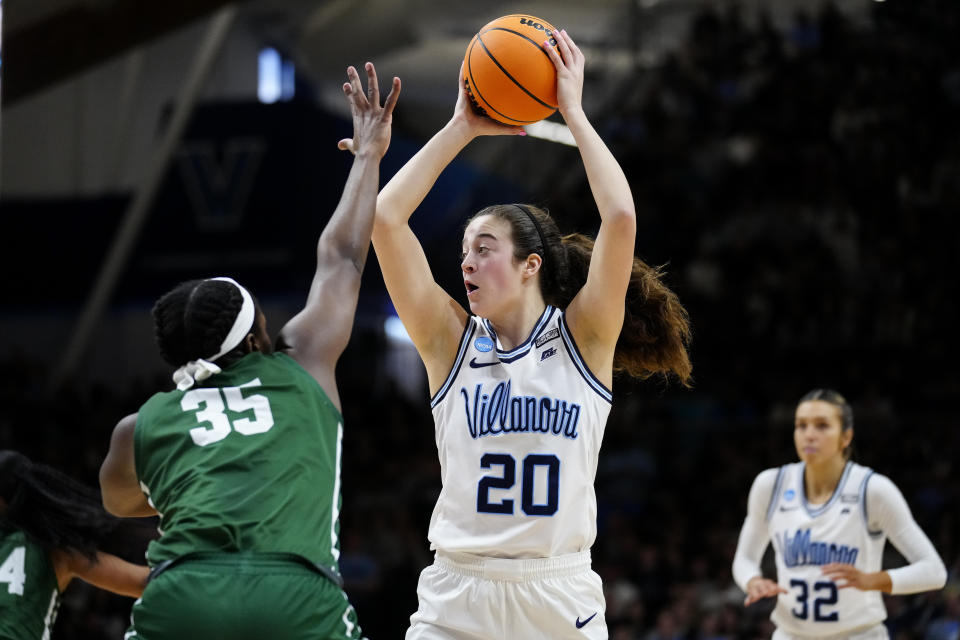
[152,279,250,368]
[0,451,117,560]
[466,204,692,385]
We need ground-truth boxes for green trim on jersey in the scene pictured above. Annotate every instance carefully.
[0,528,60,640]
[134,352,345,574]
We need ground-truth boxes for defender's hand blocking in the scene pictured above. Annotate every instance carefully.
[542,28,584,118]
[337,62,401,158]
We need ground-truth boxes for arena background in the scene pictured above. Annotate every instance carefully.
[1,0,958,637]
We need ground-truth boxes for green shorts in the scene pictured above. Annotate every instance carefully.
[126,553,364,640]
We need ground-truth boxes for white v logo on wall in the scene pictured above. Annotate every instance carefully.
[176,137,266,231]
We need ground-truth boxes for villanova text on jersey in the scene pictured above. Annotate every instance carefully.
[459,379,582,440]
[776,528,860,567]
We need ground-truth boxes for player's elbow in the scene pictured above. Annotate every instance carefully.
[930,558,948,590]
[100,486,128,517]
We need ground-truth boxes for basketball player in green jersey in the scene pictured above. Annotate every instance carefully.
[1,450,147,640]
[99,62,400,640]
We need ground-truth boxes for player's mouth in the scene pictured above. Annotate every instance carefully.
[465,281,479,297]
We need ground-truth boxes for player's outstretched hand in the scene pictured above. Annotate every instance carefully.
[821,563,891,592]
[337,62,400,158]
[452,62,526,138]
[744,576,788,606]
[542,28,584,119]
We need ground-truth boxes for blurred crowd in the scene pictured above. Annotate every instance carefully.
[3,0,959,638]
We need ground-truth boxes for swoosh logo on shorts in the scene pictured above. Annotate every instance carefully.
[468,358,498,368]
[575,612,597,629]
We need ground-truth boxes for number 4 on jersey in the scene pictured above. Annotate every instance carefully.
[0,546,26,596]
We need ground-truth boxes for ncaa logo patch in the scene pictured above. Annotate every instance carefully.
[784,489,796,501]
[474,337,495,353]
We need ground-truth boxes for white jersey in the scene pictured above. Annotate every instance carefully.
[427,306,612,558]
[766,461,887,636]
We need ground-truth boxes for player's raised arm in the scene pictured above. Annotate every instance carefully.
[279,62,399,404]
[543,30,637,378]
[372,66,521,391]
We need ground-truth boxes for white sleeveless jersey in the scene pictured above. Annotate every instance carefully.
[766,461,888,636]
[427,306,612,558]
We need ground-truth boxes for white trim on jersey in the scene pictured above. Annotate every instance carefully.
[330,421,344,562]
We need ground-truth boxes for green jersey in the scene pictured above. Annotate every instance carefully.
[0,528,60,640]
[135,352,345,574]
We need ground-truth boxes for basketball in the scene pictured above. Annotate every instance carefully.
[463,15,560,125]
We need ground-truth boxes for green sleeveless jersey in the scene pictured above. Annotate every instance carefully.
[0,528,60,640]
[135,352,345,574]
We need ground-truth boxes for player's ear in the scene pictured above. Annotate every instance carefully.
[523,253,543,278]
[842,428,854,450]
[245,332,261,353]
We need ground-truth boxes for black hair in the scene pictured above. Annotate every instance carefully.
[152,278,254,368]
[798,389,855,459]
[0,451,117,560]
[466,204,692,385]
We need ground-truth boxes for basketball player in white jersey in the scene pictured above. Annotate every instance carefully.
[372,29,692,639]
[733,389,946,639]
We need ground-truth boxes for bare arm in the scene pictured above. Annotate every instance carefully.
[544,31,637,387]
[99,413,157,517]
[52,549,149,598]
[372,67,521,392]
[279,63,400,410]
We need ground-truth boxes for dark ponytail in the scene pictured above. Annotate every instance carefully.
[467,204,692,385]
[0,451,117,560]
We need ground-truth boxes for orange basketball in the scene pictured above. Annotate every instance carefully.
[463,15,559,125]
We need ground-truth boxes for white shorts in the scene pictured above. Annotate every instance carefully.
[772,622,889,640]
[406,549,607,640]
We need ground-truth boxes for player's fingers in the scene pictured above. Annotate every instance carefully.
[560,29,583,63]
[552,27,573,64]
[542,37,563,69]
[346,66,365,106]
[337,138,355,154]
[364,62,380,106]
[382,77,402,116]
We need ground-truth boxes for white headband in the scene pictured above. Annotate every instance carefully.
[206,277,256,362]
[172,277,256,390]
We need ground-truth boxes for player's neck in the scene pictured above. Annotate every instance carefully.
[804,457,848,503]
[487,299,548,351]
